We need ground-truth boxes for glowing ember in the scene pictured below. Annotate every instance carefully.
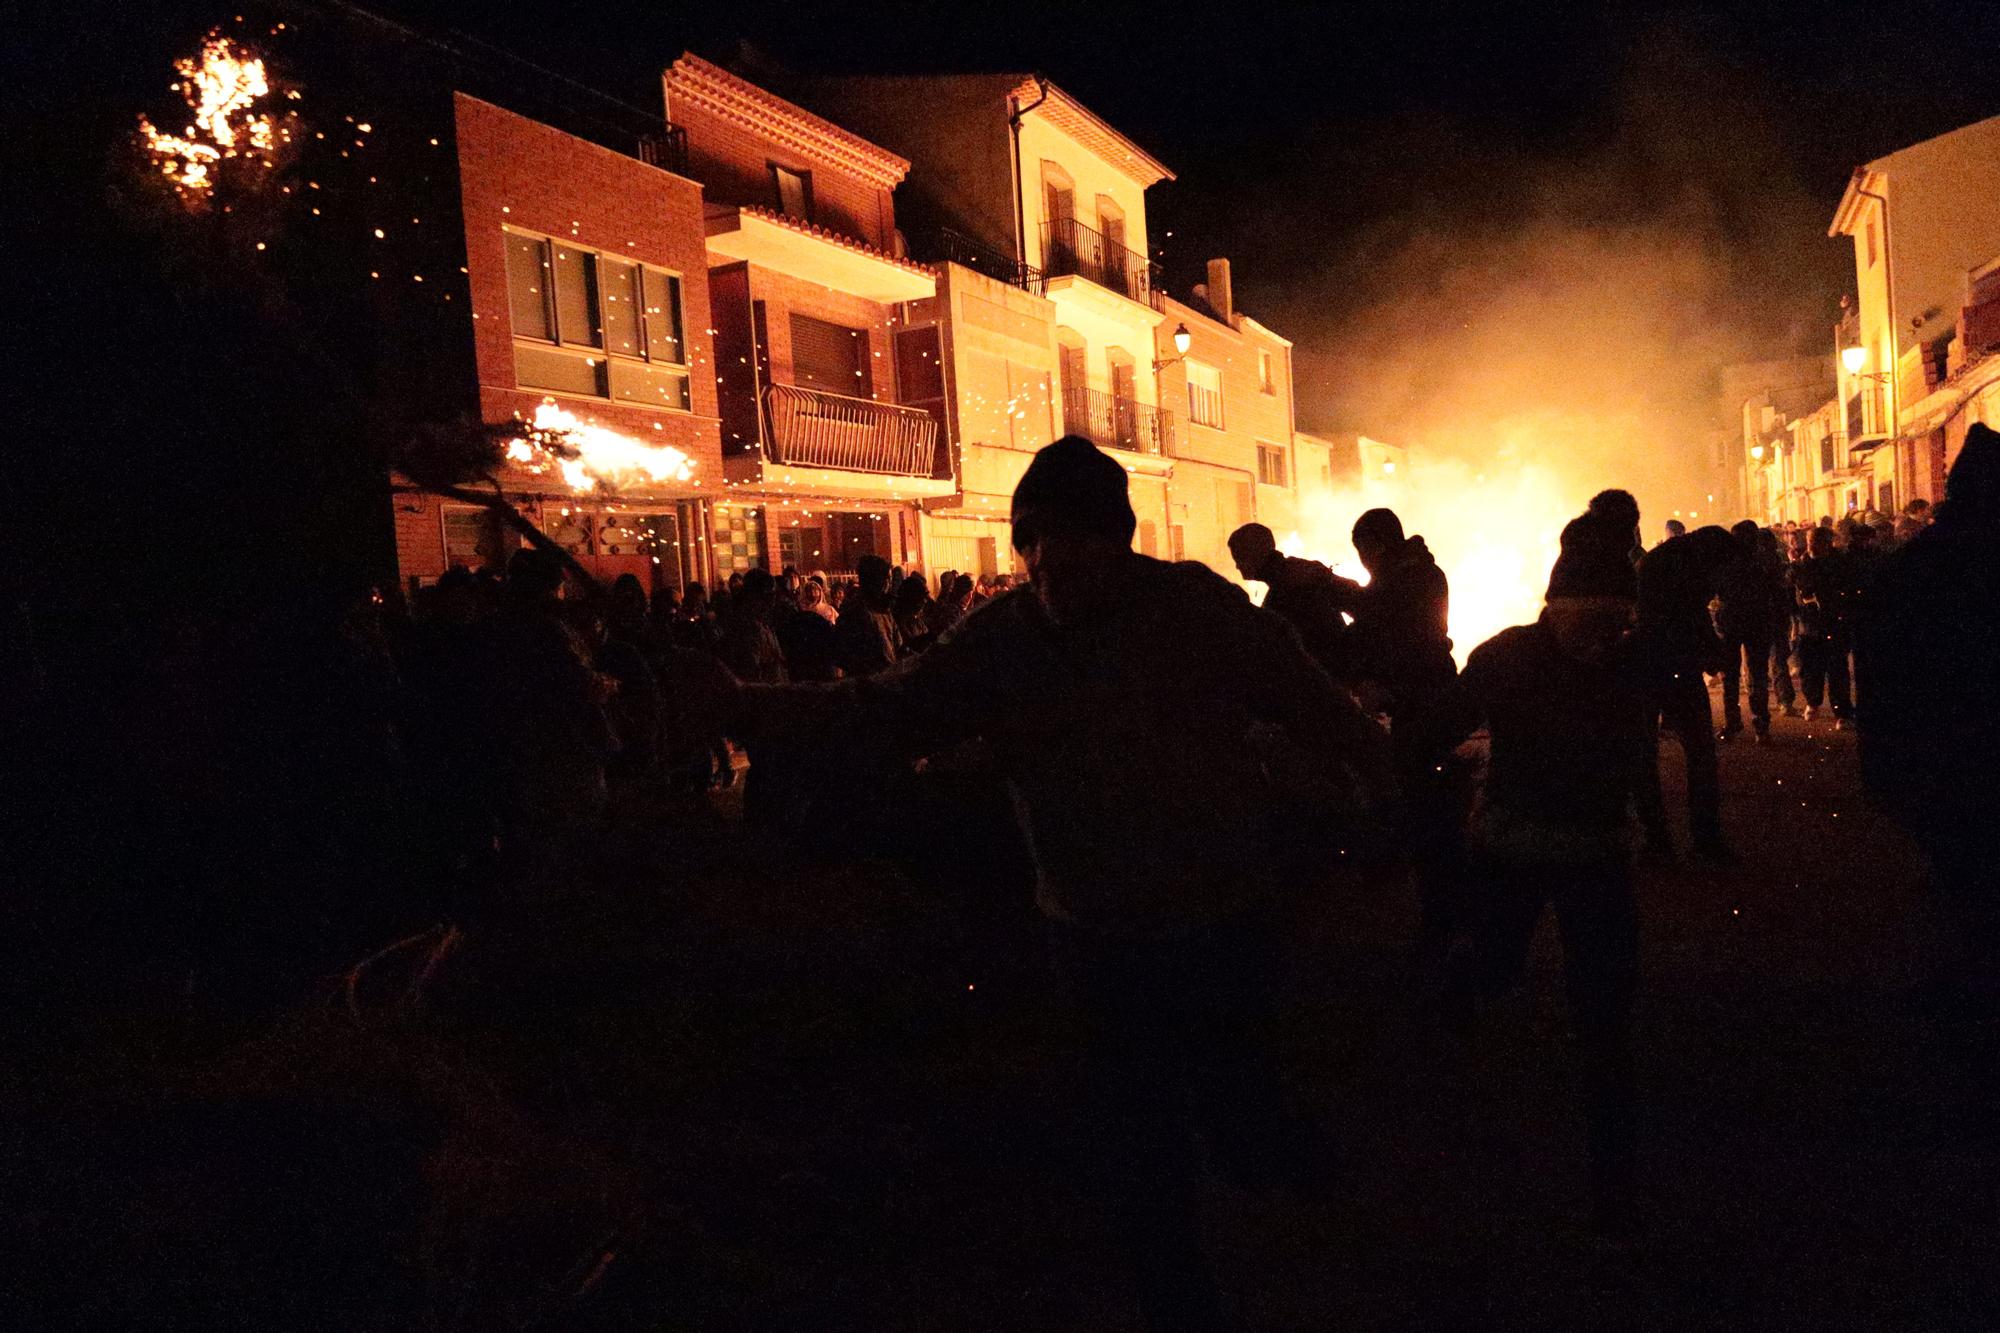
[136,31,294,205]
[1278,442,1578,665]
[506,400,695,494]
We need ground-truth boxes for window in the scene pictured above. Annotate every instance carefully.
[1258,349,1275,395]
[442,507,509,571]
[1257,442,1289,487]
[771,164,813,221]
[1819,434,1835,474]
[1186,359,1224,429]
[503,228,690,410]
[789,314,869,395]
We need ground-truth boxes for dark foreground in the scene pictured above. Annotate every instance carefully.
[7,711,1993,1330]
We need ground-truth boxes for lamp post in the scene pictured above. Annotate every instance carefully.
[1841,343,1894,437]
[1152,323,1192,372]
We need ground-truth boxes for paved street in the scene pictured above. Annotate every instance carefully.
[15,701,1995,1332]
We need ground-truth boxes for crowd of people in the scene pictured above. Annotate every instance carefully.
[301,425,1996,1332]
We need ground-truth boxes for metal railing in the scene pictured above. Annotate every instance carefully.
[1041,218,1162,308]
[764,383,941,477]
[1061,385,1175,457]
[636,124,689,176]
[925,226,1045,294]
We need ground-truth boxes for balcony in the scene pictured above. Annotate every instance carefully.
[1061,385,1175,457]
[635,124,689,176]
[764,383,941,478]
[1041,218,1162,309]
[924,226,1045,294]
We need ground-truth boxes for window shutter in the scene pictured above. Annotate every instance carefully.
[789,314,869,396]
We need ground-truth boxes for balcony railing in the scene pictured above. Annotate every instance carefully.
[636,124,689,176]
[1041,218,1162,308]
[924,226,1045,294]
[1061,385,1175,457]
[764,383,941,477]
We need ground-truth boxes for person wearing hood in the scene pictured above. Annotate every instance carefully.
[1428,514,1650,1238]
[687,436,1394,1331]
[1858,423,2000,1114]
[1346,507,1455,705]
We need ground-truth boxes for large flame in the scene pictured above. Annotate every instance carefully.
[505,400,696,493]
[136,32,294,204]
[1279,441,1579,665]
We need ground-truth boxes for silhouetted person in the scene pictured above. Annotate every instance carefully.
[696,437,1393,1332]
[836,554,901,677]
[776,579,840,683]
[1589,488,1645,566]
[598,574,662,780]
[1662,518,1687,543]
[1344,507,1462,947]
[1634,523,1735,861]
[1790,525,1858,726]
[1227,521,1361,682]
[928,572,975,636]
[1714,519,1784,742]
[1433,523,1649,1237]
[480,549,611,857]
[1859,424,2000,1118]
[1767,528,1801,716]
[1346,508,1455,703]
[718,568,787,685]
[893,572,936,654]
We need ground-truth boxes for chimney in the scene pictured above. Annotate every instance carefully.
[1205,258,1233,324]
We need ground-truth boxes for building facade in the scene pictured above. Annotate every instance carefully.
[392,92,724,590]
[1153,260,1299,569]
[663,55,949,580]
[1827,115,2000,513]
[797,73,1181,567]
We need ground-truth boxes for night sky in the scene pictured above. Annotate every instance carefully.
[13,1,1998,478]
[379,1,1996,330]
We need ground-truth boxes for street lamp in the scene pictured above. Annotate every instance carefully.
[1750,445,1766,460]
[1840,344,1868,375]
[1152,323,1192,371]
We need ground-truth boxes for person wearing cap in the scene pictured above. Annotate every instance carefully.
[695,436,1393,1330]
[1426,516,1651,1238]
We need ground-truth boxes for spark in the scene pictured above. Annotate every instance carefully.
[136,32,294,206]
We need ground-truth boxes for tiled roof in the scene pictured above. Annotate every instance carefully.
[667,53,911,188]
[1010,78,1174,186]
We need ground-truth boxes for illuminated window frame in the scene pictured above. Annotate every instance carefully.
[1256,441,1288,487]
[502,225,691,412]
[1185,358,1225,429]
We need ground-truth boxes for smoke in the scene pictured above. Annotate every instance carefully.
[1240,23,1843,653]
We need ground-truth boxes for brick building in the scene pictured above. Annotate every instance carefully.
[796,73,1179,571]
[663,55,948,580]
[389,92,724,590]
